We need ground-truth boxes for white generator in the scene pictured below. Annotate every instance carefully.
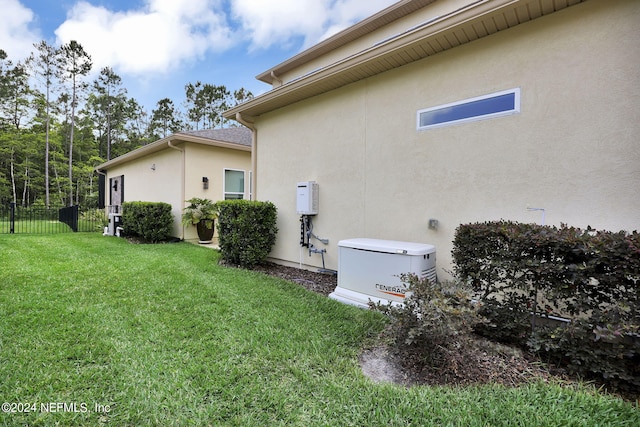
[329,238,436,308]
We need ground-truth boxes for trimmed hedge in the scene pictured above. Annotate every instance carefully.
[216,200,278,268]
[122,201,174,243]
[452,221,640,392]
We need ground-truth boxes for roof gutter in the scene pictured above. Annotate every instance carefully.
[224,0,566,119]
[168,139,185,240]
[235,113,257,200]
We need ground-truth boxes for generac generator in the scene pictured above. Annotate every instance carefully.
[329,238,436,308]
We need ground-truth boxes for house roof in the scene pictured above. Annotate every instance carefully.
[178,127,252,146]
[95,127,251,171]
[224,0,586,121]
[255,0,438,86]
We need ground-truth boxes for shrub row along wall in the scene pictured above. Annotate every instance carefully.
[452,221,640,392]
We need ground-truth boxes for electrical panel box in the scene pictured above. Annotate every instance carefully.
[329,238,436,308]
[296,181,319,215]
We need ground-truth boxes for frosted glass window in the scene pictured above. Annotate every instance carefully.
[417,88,520,130]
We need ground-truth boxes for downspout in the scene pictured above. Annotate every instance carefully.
[270,71,283,87]
[168,139,185,240]
[235,113,257,200]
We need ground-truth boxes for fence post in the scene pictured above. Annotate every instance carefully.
[10,202,15,234]
[58,205,79,232]
[72,205,78,232]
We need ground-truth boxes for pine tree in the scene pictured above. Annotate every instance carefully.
[59,40,92,206]
[27,41,61,206]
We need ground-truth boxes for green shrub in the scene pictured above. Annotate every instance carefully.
[79,208,108,232]
[371,273,485,367]
[122,201,173,243]
[216,200,278,268]
[452,221,640,393]
[528,315,640,392]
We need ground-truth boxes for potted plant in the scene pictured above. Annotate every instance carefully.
[182,198,218,244]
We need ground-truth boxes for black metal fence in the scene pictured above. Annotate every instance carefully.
[0,203,105,234]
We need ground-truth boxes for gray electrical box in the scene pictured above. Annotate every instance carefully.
[296,181,319,215]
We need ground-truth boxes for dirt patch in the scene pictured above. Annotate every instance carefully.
[359,347,406,384]
[361,337,568,388]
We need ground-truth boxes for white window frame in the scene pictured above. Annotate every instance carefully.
[223,168,246,200]
[417,88,520,131]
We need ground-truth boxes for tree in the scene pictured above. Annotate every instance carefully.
[90,66,128,160]
[150,98,183,138]
[0,51,31,131]
[184,82,231,129]
[232,87,254,106]
[0,49,12,131]
[59,40,92,206]
[227,88,254,127]
[122,98,152,149]
[27,41,61,206]
[0,39,257,208]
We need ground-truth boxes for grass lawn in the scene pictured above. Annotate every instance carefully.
[0,219,101,234]
[0,234,637,426]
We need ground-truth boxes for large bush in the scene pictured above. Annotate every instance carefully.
[122,201,174,243]
[452,221,640,392]
[216,200,278,268]
[371,273,485,368]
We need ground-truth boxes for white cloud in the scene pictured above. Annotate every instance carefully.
[320,0,398,40]
[231,0,397,50]
[54,0,234,76]
[0,0,41,62]
[231,0,329,50]
[4,0,397,78]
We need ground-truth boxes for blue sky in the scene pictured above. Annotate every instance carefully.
[1,0,397,114]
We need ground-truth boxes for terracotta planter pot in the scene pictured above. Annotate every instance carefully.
[196,220,214,244]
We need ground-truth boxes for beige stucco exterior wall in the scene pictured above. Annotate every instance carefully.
[104,146,184,237]
[103,141,251,241]
[254,0,640,278]
[183,143,252,241]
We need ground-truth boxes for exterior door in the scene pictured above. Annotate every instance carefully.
[109,175,124,212]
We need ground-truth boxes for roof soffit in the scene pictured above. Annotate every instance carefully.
[257,0,438,85]
[225,0,587,120]
[95,133,250,171]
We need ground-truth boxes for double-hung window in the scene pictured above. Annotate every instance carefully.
[417,88,520,131]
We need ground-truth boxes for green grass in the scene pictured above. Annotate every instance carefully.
[0,219,100,233]
[0,234,637,426]
[0,219,73,234]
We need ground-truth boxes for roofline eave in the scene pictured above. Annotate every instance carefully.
[225,0,586,121]
[95,133,250,171]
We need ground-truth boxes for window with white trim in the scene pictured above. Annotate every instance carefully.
[224,169,245,200]
[417,88,520,131]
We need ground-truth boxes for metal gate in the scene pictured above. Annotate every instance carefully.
[0,203,82,234]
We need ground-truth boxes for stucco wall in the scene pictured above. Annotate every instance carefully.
[105,147,184,237]
[254,0,640,278]
[183,143,252,241]
[103,141,251,241]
